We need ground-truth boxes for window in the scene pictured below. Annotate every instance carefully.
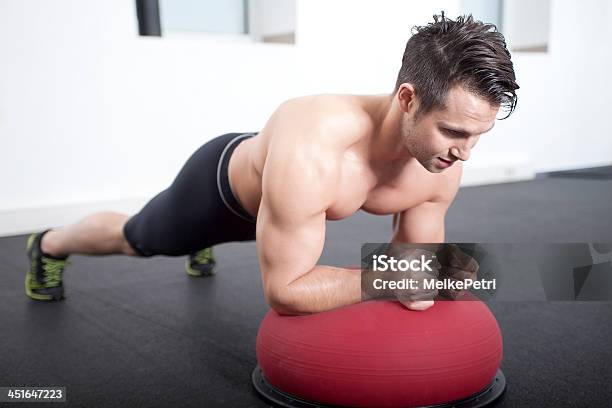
[502,0,551,52]
[461,0,551,53]
[136,0,296,44]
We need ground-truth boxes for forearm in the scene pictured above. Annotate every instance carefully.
[277,265,364,315]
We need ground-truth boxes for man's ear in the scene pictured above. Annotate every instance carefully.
[397,83,418,114]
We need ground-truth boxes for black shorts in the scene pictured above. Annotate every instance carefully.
[123,132,257,257]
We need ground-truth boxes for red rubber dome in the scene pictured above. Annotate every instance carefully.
[255,298,503,408]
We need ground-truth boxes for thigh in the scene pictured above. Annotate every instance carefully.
[123,133,256,257]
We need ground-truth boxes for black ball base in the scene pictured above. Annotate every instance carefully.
[252,365,506,408]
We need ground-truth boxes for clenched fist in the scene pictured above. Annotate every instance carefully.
[435,244,479,299]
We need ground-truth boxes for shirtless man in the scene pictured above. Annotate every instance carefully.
[25,14,518,313]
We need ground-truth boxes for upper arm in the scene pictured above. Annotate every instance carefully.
[391,163,462,243]
[256,129,339,307]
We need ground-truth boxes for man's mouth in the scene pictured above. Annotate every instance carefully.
[435,157,455,169]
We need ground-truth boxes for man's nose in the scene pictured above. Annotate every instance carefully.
[450,145,470,161]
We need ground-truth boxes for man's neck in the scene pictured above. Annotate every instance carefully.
[366,94,414,165]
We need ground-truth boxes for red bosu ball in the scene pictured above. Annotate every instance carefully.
[253,297,505,408]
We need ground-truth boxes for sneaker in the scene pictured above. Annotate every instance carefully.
[25,231,68,301]
[185,247,216,277]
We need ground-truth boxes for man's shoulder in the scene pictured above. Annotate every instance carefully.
[265,94,366,172]
[281,94,374,138]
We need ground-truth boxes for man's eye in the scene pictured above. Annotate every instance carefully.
[443,128,460,137]
[443,129,466,138]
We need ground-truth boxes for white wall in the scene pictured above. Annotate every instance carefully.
[295,0,460,94]
[0,0,610,236]
[0,0,300,235]
[494,0,612,172]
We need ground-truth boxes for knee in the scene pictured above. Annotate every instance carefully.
[114,219,139,256]
[121,241,139,256]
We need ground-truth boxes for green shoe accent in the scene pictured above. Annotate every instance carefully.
[25,232,68,301]
[186,247,216,277]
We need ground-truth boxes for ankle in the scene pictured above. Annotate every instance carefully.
[40,230,68,258]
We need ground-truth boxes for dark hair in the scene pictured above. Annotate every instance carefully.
[395,12,519,119]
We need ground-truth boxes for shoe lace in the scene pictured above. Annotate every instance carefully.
[42,257,67,287]
[194,248,213,264]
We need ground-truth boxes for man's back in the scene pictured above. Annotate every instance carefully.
[228,93,456,221]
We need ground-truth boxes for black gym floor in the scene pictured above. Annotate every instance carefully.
[1,168,611,407]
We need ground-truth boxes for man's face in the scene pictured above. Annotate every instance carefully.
[401,86,499,173]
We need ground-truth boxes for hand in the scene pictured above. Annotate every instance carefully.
[435,244,479,299]
[385,245,441,311]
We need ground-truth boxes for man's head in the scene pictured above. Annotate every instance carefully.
[394,13,519,173]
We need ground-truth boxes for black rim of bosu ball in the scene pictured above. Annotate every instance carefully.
[252,365,506,408]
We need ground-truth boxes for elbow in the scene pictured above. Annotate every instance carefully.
[264,286,306,316]
[269,299,300,316]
